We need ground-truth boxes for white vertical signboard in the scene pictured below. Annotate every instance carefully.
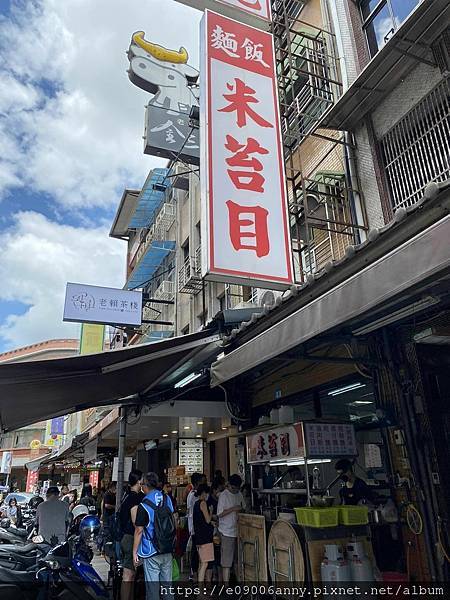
[200,10,293,290]
[216,0,271,21]
[172,1,272,28]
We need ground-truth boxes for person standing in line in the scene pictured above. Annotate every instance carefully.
[67,489,78,512]
[163,482,177,514]
[36,486,70,546]
[206,477,225,582]
[102,481,116,530]
[193,484,214,584]
[120,469,143,600]
[78,484,97,514]
[133,472,175,600]
[217,474,243,585]
[60,484,70,499]
[187,472,206,581]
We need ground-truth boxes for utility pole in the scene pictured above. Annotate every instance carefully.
[115,406,127,511]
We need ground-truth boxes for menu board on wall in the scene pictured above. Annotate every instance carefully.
[303,422,357,457]
[179,438,204,474]
[246,423,305,464]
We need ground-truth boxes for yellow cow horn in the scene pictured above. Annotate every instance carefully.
[132,31,188,64]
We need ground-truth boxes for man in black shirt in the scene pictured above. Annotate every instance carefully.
[103,482,117,521]
[120,470,143,600]
[335,459,375,505]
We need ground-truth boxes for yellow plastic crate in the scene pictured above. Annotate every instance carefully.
[338,506,369,525]
[294,507,339,528]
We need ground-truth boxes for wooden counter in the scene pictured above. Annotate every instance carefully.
[237,514,268,581]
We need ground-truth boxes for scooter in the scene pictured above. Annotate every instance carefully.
[0,520,29,545]
[0,541,51,570]
[0,536,108,599]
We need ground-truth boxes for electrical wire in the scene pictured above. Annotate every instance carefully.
[405,503,423,535]
[344,343,372,378]
[218,384,251,422]
[437,518,450,563]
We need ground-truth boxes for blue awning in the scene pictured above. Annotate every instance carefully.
[126,240,175,289]
[129,168,171,228]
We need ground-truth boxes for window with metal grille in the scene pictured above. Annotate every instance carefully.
[380,78,450,212]
[279,31,334,145]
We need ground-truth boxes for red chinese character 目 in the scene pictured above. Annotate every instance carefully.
[225,134,269,193]
[226,199,270,257]
[219,78,273,129]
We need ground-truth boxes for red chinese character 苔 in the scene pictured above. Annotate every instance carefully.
[219,78,273,129]
[226,199,270,257]
[225,134,269,193]
[238,0,262,9]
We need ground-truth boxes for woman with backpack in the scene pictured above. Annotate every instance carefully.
[193,484,214,584]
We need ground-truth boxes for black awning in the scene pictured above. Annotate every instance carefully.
[211,216,450,386]
[0,330,220,432]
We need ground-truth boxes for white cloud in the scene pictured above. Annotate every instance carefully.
[0,211,126,349]
[0,0,202,208]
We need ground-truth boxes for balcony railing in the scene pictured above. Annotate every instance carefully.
[178,246,203,294]
[273,15,342,150]
[154,202,176,235]
[154,280,175,302]
[129,202,176,273]
[290,173,363,279]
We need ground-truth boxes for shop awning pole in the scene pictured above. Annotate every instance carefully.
[115,405,127,512]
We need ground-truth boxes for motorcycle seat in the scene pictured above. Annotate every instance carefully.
[11,528,28,538]
[0,553,38,568]
[1,543,37,554]
[0,565,36,586]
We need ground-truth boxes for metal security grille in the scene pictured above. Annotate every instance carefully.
[381,78,450,212]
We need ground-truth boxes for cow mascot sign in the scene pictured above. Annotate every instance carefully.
[127,31,200,164]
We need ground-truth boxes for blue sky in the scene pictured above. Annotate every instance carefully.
[0,0,201,352]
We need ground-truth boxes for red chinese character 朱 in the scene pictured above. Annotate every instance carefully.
[227,199,270,257]
[225,134,269,193]
[219,78,273,129]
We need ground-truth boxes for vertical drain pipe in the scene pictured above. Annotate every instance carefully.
[115,405,127,512]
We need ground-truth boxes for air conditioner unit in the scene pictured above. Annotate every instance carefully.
[253,288,282,308]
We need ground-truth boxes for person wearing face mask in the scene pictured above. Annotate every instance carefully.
[334,459,374,505]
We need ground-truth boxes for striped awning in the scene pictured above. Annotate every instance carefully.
[129,168,171,228]
[126,241,175,290]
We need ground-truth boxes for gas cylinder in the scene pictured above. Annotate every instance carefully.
[347,541,374,582]
[321,544,351,582]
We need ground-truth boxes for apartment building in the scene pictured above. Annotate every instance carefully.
[321,0,449,220]
[110,163,278,345]
[111,0,448,347]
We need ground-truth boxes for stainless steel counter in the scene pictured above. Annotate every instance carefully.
[253,487,308,495]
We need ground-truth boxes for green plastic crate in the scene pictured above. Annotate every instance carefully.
[294,507,339,528]
[338,505,369,525]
